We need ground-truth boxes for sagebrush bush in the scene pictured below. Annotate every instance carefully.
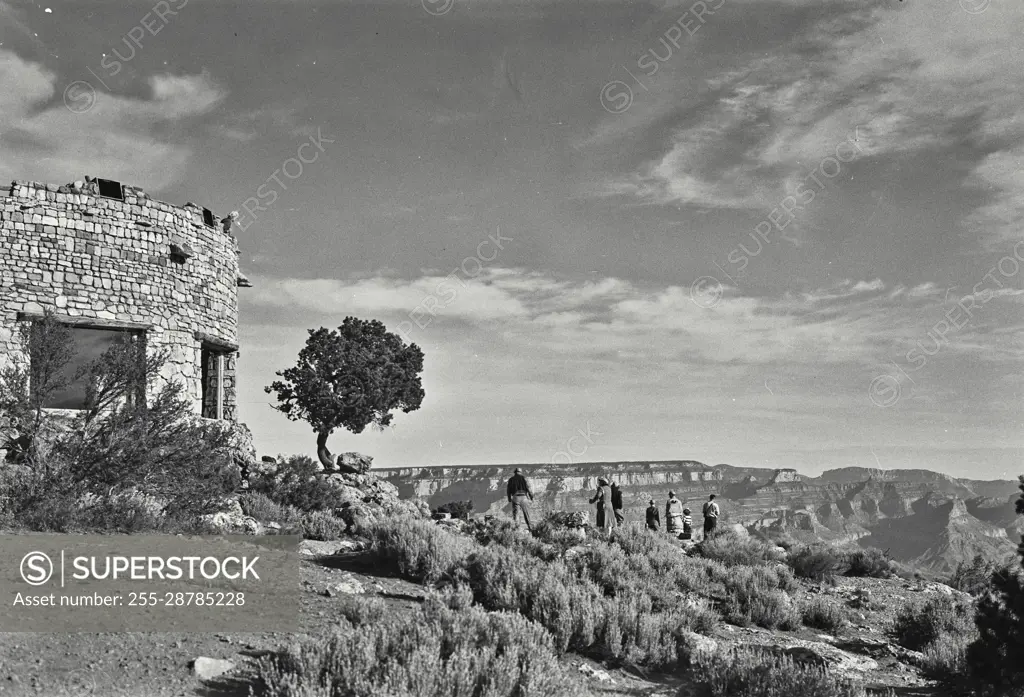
[448,543,713,668]
[788,545,847,584]
[699,530,787,567]
[255,598,587,697]
[920,631,972,684]
[332,593,388,627]
[465,517,564,561]
[801,597,849,633]
[685,647,878,697]
[891,595,975,652]
[239,492,302,524]
[0,315,239,529]
[246,455,350,513]
[845,548,895,578]
[1,468,215,534]
[363,515,475,583]
[299,510,348,541]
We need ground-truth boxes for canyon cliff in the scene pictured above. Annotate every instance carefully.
[377,462,1022,573]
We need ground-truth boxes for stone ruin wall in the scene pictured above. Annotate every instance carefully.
[0,177,247,420]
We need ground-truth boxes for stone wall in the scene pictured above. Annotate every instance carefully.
[0,177,247,419]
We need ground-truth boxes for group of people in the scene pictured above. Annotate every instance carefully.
[505,468,721,540]
[649,491,720,540]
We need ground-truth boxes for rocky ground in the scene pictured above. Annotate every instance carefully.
[0,534,963,697]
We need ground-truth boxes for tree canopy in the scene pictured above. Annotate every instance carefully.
[264,317,424,471]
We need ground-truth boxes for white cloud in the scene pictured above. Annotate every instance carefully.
[591,0,1024,247]
[0,50,224,190]
[248,268,1024,371]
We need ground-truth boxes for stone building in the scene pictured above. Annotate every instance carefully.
[0,176,250,421]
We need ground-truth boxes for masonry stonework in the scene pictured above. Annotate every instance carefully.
[0,177,249,420]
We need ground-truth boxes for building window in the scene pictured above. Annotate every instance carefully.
[96,178,124,201]
[201,345,229,419]
[38,326,144,409]
[202,208,216,227]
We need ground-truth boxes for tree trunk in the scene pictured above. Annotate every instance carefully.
[316,429,362,474]
[316,429,334,471]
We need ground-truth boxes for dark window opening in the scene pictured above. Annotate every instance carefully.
[202,208,216,227]
[201,345,228,419]
[37,326,144,409]
[96,178,124,201]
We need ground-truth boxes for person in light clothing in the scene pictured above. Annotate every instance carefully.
[665,491,684,534]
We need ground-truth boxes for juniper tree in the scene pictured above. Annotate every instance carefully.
[265,317,424,473]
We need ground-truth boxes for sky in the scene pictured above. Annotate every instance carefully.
[1,0,1022,479]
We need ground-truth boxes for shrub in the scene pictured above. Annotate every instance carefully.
[300,510,348,541]
[465,517,563,561]
[948,554,999,596]
[332,594,388,626]
[733,588,800,631]
[685,647,876,697]
[698,530,786,567]
[239,492,302,524]
[0,315,239,528]
[789,545,848,584]
[254,599,586,697]
[1,467,215,534]
[920,632,972,684]
[451,544,713,668]
[845,548,895,578]
[363,515,724,671]
[801,597,849,633]
[891,595,975,652]
[246,455,350,513]
[363,515,475,583]
[435,499,474,519]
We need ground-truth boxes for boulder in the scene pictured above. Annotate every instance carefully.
[325,452,372,475]
[436,518,465,532]
[750,638,880,677]
[324,574,365,596]
[192,657,235,680]
[681,630,718,657]
[829,637,926,666]
[202,499,262,534]
[577,664,614,683]
[227,421,257,471]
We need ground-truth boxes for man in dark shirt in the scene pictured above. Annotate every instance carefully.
[645,499,660,531]
[506,467,534,531]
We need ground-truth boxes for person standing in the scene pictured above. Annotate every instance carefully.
[702,494,720,539]
[611,482,625,525]
[506,467,534,531]
[665,491,684,535]
[589,477,616,533]
[645,499,661,531]
[681,508,693,540]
